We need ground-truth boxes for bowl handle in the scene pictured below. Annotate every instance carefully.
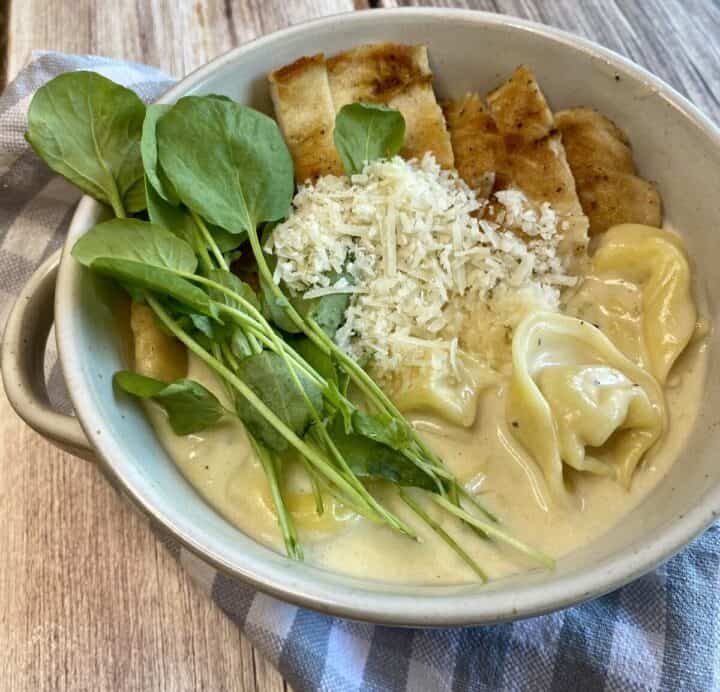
[1,251,94,461]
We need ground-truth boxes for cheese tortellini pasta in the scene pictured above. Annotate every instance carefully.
[507,312,666,500]
[568,224,696,383]
[391,352,498,427]
[130,302,187,382]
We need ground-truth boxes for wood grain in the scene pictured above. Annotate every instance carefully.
[2,1,719,690]
[0,380,291,691]
[383,0,720,123]
[5,0,362,80]
[2,2,357,690]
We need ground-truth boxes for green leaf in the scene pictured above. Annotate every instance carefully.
[72,218,197,271]
[351,411,411,451]
[141,104,179,204]
[210,226,247,253]
[124,176,147,213]
[189,314,216,340]
[333,102,406,176]
[328,417,437,491]
[114,371,225,435]
[235,351,323,452]
[95,258,215,316]
[146,179,195,244]
[231,329,254,360]
[206,268,260,312]
[156,96,294,233]
[288,336,337,387]
[146,181,246,254]
[307,292,350,338]
[71,218,215,316]
[26,71,146,216]
[260,274,302,334]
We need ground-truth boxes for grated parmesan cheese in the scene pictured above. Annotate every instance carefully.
[266,154,575,390]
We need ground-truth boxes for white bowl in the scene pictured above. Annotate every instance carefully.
[4,8,720,626]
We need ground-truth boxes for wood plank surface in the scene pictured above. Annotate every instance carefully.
[384,0,720,122]
[2,1,719,691]
[1,3,357,690]
[6,0,364,79]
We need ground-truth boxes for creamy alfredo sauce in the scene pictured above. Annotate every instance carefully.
[146,331,706,585]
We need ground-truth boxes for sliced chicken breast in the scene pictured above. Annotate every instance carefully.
[327,43,454,167]
[555,107,662,234]
[269,54,343,183]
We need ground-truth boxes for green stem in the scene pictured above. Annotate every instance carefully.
[298,455,324,516]
[309,427,417,538]
[432,495,554,568]
[252,437,302,560]
[147,296,388,523]
[182,238,449,488]
[220,288,416,538]
[247,226,307,333]
[400,489,487,582]
[174,274,338,399]
[192,210,227,270]
[307,320,451,484]
[193,224,215,274]
[224,233,457,498]
[456,483,499,523]
[220,341,240,370]
[109,196,126,219]
[215,303,337,396]
[309,474,383,525]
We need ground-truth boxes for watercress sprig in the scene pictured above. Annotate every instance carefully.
[26,72,146,217]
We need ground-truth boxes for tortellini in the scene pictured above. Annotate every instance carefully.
[130,302,187,382]
[508,312,665,500]
[567,224,696,383]
[391,352,498,427]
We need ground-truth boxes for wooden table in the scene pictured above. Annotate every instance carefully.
[1,1,718,689]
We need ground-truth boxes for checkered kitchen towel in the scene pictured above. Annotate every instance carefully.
[2,51,720,692]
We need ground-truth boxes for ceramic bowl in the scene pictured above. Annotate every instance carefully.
[4,8,720,626]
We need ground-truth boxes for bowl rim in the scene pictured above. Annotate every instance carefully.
[55,6,720,626]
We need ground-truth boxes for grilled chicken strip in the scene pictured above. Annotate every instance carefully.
[326,43,454,168]
[445,66,589,263]
[269,54,343,183]
[555,107,662,234]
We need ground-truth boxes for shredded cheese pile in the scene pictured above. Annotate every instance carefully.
[266,154,575,385]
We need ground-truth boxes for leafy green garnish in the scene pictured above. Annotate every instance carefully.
[72,218,196,272]
[329,418,437,492]
[289,285,351,339]
[235,351,323,452]
[310,292,351,338]
[26,71,146,217]
[141,104,179,204]
[71,218,215,317]
[146,181,245,258]
[289,336,338,387]
[156,96,294,234]
[231,329,254,360]
[124,178,148,215]
[114,371,226,435]
[206,268,259,312]
[351,411,410,451]
[260,274,302,334]
[333,102,406,176]
[146,180,194,244]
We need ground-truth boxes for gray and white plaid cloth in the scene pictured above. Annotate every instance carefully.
[2,51,719,692]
